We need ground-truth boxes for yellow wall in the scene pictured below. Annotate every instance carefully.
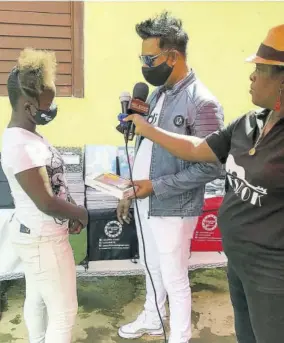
[0,1,283,149]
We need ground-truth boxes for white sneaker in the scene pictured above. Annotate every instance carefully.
[118,311,164,339]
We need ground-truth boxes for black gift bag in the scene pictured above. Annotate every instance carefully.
[0,182,14,209]
[87,209,139,261]
[0,156,14,209]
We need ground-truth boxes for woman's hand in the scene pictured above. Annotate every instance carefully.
[68,219,83,234]
[123,114,150,136]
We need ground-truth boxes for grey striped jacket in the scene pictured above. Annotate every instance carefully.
[134,70,224,217]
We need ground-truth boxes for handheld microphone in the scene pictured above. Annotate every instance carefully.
[126,82,149,141]
[120,91,131,113]
[116,91,131,134]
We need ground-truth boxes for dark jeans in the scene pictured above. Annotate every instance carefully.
[227,262,284,343]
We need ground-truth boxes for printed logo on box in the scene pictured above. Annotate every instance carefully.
[104,221,123,238]
[202,214,218,231]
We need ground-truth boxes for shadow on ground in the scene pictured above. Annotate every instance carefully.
[0,268,235,343]
[73,327,235,343]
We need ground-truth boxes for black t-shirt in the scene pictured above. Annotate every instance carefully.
[206,109,284,292]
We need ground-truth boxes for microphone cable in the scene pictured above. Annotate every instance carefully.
[124,135,167,343]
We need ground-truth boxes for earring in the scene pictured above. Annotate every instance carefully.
[274,87,283,112]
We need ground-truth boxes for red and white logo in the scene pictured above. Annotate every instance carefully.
[202,214,217,231]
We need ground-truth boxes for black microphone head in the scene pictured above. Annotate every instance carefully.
[132,82,149,102]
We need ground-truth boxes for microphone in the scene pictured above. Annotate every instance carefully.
[116,91,131,134]
[128,82,150,115]
[120,91,131,114]
[126,82,149,141]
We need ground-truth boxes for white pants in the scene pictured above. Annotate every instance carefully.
[135,199,198,343]
[9,217,78,343]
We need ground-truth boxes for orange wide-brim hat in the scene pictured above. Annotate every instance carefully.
[246,24,284,66]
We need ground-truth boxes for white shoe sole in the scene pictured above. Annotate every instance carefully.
[118,327,164,339]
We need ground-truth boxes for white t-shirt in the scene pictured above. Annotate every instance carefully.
[132,93,165,181]
[132,93,165,215]
[1,128,70,237]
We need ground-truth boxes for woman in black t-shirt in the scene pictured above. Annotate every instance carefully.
[125,25,284,343]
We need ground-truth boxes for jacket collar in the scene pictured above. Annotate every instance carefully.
[255,108,270,119]
[157,69,196,96]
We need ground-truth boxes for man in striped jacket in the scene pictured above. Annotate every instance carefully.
[117,11,224,343]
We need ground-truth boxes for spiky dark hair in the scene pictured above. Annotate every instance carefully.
[136,11,189,55]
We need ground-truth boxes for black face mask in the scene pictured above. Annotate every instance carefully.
[142,61,174,87]
[32,103,58,125]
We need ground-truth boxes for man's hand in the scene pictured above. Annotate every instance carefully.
[123,114,150,136]
[117,199,132,224]
[131,180,153,199]
[68,219,83,235]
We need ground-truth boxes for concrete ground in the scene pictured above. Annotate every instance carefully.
[0,268,235,343]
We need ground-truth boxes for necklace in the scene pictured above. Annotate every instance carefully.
[248,110,274,156]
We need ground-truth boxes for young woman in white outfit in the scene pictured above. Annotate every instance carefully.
[1,48,89,343]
